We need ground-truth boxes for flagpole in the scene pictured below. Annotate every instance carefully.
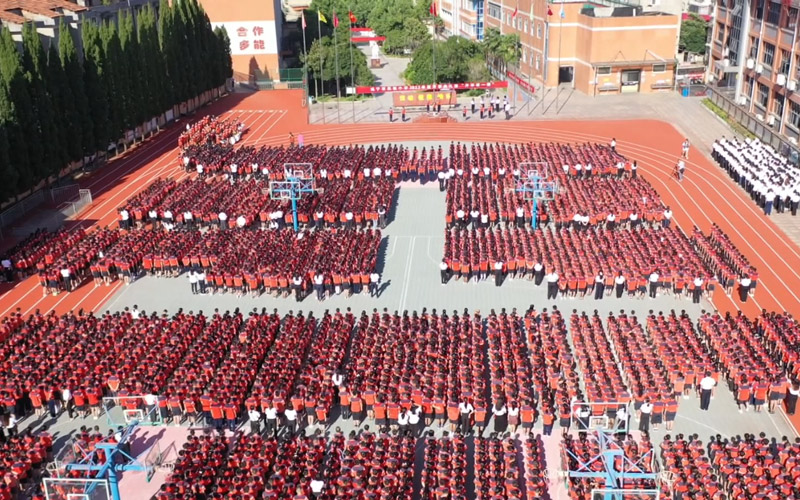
[301,12,309,111]
[317,12,325,124]
[432,11,437,86]
[349,7,356,123]
[556,4,563,115]
[334,17,342,123]
[527,3,534,115]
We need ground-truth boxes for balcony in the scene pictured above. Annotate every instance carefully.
[282,0,310,22]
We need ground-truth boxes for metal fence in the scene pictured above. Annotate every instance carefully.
[0,190,46,232]
[280,68,305,82]
[707,86,800,164]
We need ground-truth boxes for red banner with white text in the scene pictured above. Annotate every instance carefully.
[354,81,508,94]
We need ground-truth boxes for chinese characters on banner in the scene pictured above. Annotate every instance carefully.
[505,71,536,94]
[212,21,278,55]
[392,91,457,107]
[355,81,508,94]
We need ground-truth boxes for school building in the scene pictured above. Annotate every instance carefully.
[708,0,800,144]
[200,0,283,84]
[481,0,681,95]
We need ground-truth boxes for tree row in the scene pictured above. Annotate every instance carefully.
[0,0,233,205]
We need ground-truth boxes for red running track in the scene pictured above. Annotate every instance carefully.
[2,90,799,429]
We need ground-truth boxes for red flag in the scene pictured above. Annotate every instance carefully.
[333,10,339,27]
[301,11,307,29]
[430,2,438,16]
[512,2,518,18]
[547,6,553,16]
[348,11,357,24]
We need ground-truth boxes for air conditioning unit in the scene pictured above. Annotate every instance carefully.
[790,137,798,145]
[789,80,797,91]
[767,115,776,125]
[756,113,765,121]
[723,58,731,67]
[708,73,715,82]
[778,74,787,86]
[756,64,764,74]
[746,58,755,69]
[739,96,748,105]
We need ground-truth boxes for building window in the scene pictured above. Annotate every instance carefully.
[652,63,666,73]
[535,55,541,71]
[763,43,775,67]
[537,24,542,38]
[790,101,800,129]
[767,0,782,25]
[750,38,759,59]
[524,21,528,33]
[780,49,792,74]
[774,92,785,118]
[597,66,612,75]
[488,2,501,19]
[788,7,799,29]
[758,83,769,107]
[716,23,725,42]
[755,0,764,20]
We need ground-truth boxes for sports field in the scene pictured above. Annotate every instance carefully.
[4,89,800,500]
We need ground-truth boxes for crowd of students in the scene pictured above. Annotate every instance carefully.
[563,432,657,499]
[122,177,394,231]
[178,115,244,151]
[445,171,666,229]
[0,428,52,499]
[442,226,710,298]
[660,432,800,499]
[0,303,798,497]
[691,224,758,301]
[711,137,800,216]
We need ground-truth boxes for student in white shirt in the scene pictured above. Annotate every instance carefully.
[284,407,299,436]
[369,272,380,297]
[248,408,261,433]
[698,372,717,411]
[638,399,653,433]
[648,271,660,298]
[264,403,278,438]
[458,400,474,435]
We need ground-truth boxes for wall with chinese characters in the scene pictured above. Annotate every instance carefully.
[200,0,281,82]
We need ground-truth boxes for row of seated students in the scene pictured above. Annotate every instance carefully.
[178,115,243,150]
[84,228,382,299]
[445,174,665,229]
[442,226,708,293]
[122,177,394,231]
[661,432,800,499]
[2,307,798,441]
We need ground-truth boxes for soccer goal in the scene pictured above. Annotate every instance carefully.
[102,395,165,427]
[42,478,110,500]
[590,488,661,500]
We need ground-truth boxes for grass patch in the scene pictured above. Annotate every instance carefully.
[701,98,757,139]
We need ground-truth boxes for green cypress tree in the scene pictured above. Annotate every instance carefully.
[215,26,233,85]
[82,21,110,154]
[173,0,193,102]
[119,10,145,129]
[21,22,61,180]
[45,44,70,169]
[0,27,37,190]
[99,20,124,145]
[138,5,164,118]
[0,78,18,201]
[158,0,179,108]
[58,20,93,158]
